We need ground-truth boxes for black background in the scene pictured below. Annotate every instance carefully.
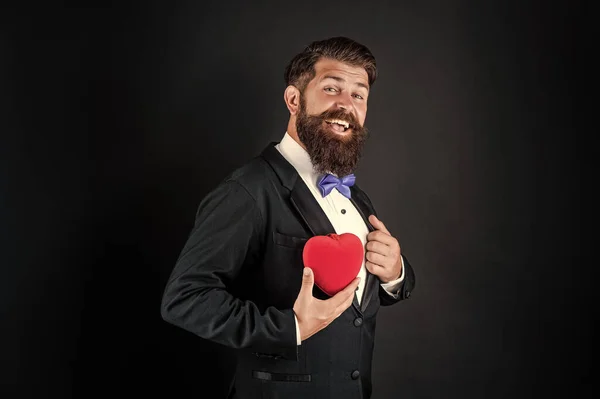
[1,1,587,398]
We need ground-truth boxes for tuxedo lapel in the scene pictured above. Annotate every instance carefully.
[349,186,378,313]
[260,142,337,239]
[289,181,334,237]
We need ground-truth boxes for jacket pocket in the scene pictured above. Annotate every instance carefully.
[252,370,311,382]
[272,231,308,249]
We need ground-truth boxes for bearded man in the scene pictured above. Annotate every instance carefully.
[161,36,416,399]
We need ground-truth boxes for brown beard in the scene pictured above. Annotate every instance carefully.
[296,96,369,177]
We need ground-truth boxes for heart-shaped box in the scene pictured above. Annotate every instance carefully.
[302,233,364,296]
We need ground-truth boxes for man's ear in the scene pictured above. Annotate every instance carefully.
[284,85,301,115]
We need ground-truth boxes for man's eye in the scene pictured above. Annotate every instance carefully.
[353,94,364,100]
[324,87,337,92]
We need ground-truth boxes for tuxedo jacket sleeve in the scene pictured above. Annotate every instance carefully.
[160,178,298,360]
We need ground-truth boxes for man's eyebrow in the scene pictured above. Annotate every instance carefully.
[322,75,369,91]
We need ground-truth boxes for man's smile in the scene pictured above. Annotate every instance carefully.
[324,118,352,134]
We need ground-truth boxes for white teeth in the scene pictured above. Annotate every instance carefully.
[326,119,350,128]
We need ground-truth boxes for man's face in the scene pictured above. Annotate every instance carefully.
[295,58,370,177]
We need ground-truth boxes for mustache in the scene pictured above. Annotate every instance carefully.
[316,108,360,129]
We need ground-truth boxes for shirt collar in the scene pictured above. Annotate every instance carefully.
[276,132,322,187]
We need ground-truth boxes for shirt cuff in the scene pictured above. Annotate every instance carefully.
[294,313,301,345]
[380,256,405,297]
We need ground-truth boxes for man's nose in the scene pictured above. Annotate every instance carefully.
[335,92,353,110]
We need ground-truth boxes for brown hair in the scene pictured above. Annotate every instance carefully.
[284,36,377,92]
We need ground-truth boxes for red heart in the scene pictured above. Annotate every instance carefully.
[302,233,364,296]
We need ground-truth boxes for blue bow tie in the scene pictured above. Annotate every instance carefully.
[317,173,356,199]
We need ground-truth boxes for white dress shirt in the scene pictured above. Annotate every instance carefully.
[275,132,404,344]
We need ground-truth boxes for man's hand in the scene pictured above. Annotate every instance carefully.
[293,267,359,342]
[366,215,403,283]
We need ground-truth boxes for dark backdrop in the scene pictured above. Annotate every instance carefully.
[1,1,586,398]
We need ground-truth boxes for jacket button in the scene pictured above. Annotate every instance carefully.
[351,370,360,380]
[353,317,363,327]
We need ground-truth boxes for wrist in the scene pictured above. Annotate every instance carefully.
[385,262,402,282]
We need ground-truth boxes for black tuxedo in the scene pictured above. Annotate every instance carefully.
[161,141,416,399]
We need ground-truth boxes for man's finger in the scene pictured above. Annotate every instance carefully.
[368,214,390,235]
[365,261,385,275]
[331,277,360,307]
[366,251,388,267]
[367,230,396,246]
[366,241,391,256]
[334,287,358,315]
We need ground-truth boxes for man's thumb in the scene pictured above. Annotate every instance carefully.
[300,267,314,293]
